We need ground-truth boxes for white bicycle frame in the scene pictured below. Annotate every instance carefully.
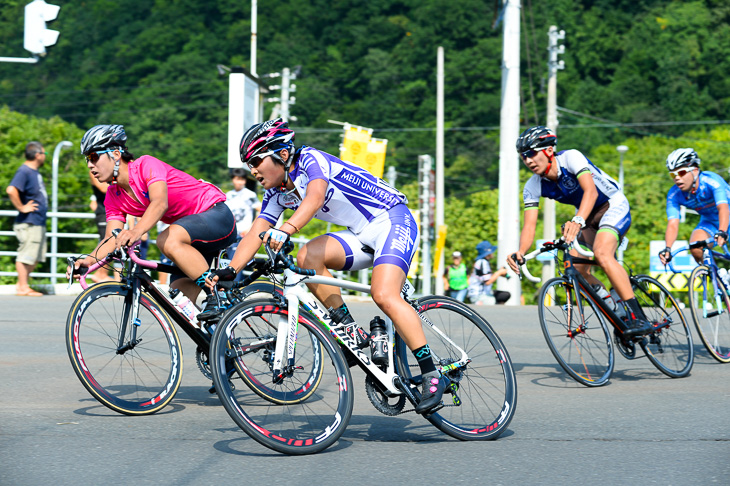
[270,268,470,396]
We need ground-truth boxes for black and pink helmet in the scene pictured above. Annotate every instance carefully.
[239,118,295,166]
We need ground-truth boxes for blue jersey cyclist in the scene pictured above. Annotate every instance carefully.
[658,148,729,265]
[208,118,445,414]
[506,126,653,337]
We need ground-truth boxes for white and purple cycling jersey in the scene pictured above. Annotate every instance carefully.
[523,149,631,237]
[523,149,621,209]
[666,171,730,235]
[258,146,417,273]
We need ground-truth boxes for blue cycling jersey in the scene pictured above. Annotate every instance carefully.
[666,171,730,225]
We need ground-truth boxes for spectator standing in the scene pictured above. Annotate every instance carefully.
[225,167,261,238]
[6,142,48,296]
[468,240,511,305]
[444,251,469,302]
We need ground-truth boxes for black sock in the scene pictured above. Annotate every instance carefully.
[413,344,436,374]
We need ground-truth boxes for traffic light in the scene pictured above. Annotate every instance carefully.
[24,0,60,56]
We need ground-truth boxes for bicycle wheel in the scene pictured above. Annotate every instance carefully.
[395,296,517,441]
[632,275,694,377]
[688,265,730,363]
[66,281,183,415]
[216,299,325,405]
[538,277,614,386]
[210,298,353,455]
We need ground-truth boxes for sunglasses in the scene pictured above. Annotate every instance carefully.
[669,168,692,178]
[520,149,539,160]
[246,157,265,170]
[85,149,114,164]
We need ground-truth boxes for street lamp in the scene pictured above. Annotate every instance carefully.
[616,145,629,264]
[616,145,628,191]
[51,140,73,285]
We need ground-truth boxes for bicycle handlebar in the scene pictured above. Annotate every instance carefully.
[663,237,730,273]
[517,238,595,284]
[233,232,316,289]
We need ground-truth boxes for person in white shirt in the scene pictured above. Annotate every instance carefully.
[225,167,261,238]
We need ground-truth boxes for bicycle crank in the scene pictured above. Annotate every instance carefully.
[365,375,406,416]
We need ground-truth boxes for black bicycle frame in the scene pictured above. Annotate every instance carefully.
[119,260,213,351]
[562,256,632,334]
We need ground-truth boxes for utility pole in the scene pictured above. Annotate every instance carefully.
[419,155,434,295]
[543,26,565,283]
[497,0,522,305]
[266,68,297,121]
[435,47,445,295]
[386,166,397,187]
[250,0,257,75]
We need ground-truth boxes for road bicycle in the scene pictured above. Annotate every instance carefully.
[208,239,517,455]
[517,239,693,387]
[664,238,730,363]
[65,232,276,415]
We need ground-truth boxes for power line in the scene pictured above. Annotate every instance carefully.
[0,79,222,99]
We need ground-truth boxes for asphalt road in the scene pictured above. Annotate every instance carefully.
[1,295,728,486]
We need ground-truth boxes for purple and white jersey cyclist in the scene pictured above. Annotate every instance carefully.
[523,149,631,240]
[258,146,417,273]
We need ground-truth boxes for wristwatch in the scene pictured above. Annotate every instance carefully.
[571,216,586,228]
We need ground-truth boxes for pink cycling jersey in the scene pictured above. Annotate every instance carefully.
[104,155,225,224]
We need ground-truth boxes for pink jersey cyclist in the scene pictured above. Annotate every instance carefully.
[104,155,226,224]
[70,125,237,318]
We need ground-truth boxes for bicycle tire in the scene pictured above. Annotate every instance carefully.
[209,298,353,455]
[687,265,730,363]
[217,298,325,405]
[233,279,282,301]
[632,274,694,377]
[395,295,517,441]
[66,281,183,415]
[538,277,614,387]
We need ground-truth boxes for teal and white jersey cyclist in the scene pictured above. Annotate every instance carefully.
[507,126,653,338]
[658,148,730,266]
[208,118,446,414]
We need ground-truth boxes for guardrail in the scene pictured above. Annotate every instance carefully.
[0,209,370,291]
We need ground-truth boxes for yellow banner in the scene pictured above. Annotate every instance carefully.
[340,124,372,168]
[433,225,448,277]
[364,138,387,178]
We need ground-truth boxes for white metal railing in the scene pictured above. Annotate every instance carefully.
[1,209,370,291]
[0,209,97,284]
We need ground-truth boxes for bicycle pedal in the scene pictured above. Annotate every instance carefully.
[447,383,461,405]
[422,402,445,417]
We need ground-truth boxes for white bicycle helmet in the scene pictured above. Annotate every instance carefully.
[666,148,700,171]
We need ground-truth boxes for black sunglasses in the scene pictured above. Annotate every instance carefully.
[85,149,113,164]
[247,157,265,170]
[520,149,539,160]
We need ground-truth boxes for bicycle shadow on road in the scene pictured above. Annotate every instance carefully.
[70,385,220,417]
[512,360,665,388]
[210,413,517,457]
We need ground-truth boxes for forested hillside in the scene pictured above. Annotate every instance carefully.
[1,0,729,288]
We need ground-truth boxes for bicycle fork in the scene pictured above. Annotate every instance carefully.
[271,293,301,384]
[117,276,143,355]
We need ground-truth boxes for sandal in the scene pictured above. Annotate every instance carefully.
[16,288,43,297]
